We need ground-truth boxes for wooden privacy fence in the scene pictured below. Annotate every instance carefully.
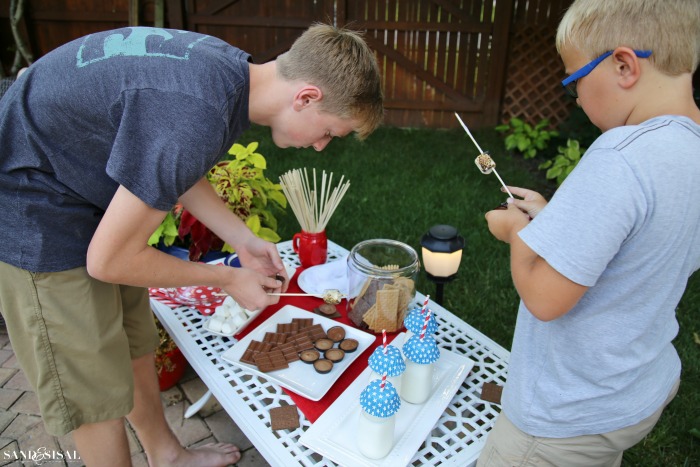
[0,0,576,129]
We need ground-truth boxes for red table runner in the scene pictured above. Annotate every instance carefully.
[150,267,401,423]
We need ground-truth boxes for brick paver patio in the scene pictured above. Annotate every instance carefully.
[0,326,270,467]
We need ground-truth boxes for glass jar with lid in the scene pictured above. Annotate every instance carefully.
[346,239,420,333]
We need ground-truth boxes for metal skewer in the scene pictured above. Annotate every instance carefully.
[454,112,514,199]
[267,289,345,305]
[266,292,320,297]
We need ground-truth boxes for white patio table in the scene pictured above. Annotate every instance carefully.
[150,239,510,467]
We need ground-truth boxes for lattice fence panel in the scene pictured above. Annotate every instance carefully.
[500,24,575,128]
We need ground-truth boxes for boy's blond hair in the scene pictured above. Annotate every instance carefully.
[556,0,700,75]
[276,23,384,139]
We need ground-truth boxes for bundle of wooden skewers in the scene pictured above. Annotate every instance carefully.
[279,168,350,233]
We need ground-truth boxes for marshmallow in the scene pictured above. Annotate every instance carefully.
[475,153,496,174]
[208,316,224,333]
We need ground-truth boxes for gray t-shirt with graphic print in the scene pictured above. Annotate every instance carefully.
[0,27,251,271]
[504,116,700,438]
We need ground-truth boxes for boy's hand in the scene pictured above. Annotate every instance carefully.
[485,202,530,243]
[503,186,548,218]
[219,267,284,311]
[234,235,290,293]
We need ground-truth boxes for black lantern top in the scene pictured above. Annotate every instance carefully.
[420,225,465,254]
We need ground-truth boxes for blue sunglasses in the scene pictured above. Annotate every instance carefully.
[561,49,653,98]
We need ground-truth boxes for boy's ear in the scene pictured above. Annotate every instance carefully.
[292,85,323,111]
[612,47,642,90]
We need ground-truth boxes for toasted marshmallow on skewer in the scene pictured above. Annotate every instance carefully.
[267,288,345,304]
[475,153,496,174]
[322,289,343,305]
[454,112,514,198]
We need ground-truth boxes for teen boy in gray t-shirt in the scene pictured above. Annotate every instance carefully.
[0,25,383,466]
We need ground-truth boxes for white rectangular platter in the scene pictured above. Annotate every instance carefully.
[299,346,474,467]
[220,305,375,401]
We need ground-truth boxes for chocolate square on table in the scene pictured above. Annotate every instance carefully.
[276,322,299,335]
[292,317,314,329]
[304,323,327,341]
[262,332,287,346]
[270,404,300,431]
[288,333,314,352]
[480,382,504,404]
[253,348,289,373]
[277,341,301,363]
[240,340,274,365]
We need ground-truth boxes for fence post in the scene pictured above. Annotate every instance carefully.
[484,0,514,126]
[129,0,140,26]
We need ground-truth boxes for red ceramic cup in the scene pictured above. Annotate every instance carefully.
[292,230,328,268]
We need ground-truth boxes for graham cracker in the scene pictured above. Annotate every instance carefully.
[362,303,379,329]
[480,382,504,404]
[369,310,399,333]
[357,278,372,301]
[270,405,300,431]
[376,288,400,331]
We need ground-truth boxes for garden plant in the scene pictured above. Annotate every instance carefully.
[149,141,287,261]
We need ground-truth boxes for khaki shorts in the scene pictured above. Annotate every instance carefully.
[477,378,680,467]
[0,261,159,436]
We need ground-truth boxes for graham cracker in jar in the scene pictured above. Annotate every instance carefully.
[348,276,415,332]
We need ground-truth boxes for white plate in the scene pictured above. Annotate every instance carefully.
[297,258,348,296]
[299,345,474,467]
[297,267,322,295]
[220,305,375,401]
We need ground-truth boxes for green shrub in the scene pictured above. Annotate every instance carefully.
[495,117,559,159]
[539,138,585,185]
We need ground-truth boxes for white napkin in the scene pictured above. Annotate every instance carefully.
[298,254,349,296]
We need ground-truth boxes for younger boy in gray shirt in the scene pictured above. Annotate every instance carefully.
[480,0,700,465]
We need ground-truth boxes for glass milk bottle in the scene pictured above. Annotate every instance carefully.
[357,379,401,459]
[401,334,440,404]
[403,304,438,341]
[368,344,406,396]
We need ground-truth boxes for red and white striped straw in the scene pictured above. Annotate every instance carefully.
[380,373,387,390]
[421,295,430,314]
[382,329,387,354]
[419,308,432,340]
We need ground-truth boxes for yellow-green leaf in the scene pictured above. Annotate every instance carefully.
[248,152,266,169]
[245,214,261,232]
[268,190,287,208]
[246,141,259,153]
[148,225,164,246]
[228,143,245,156]
[256,227,281,243]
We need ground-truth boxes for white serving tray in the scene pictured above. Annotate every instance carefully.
[299,345,474,466]
[220,305,375,401]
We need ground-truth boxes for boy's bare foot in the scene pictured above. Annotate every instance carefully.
[152,442,241,467]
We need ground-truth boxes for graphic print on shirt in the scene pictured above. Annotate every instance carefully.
[76,27,210,68]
